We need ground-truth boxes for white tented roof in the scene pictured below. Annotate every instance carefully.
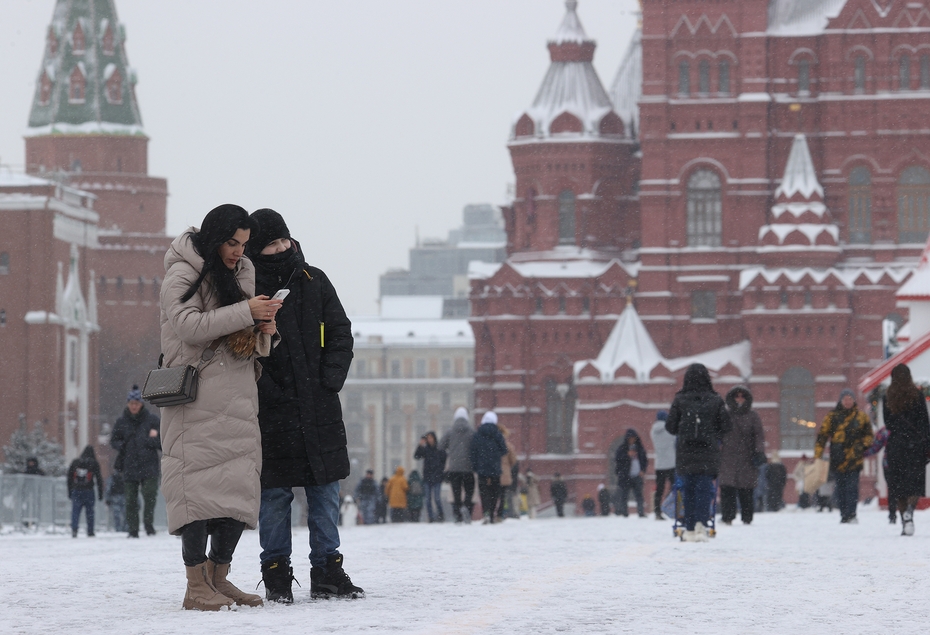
[574,303,752,382]
[551,0,589,44]
[774,134,824,200]
[608,28,641,139]
[896,234,930,299]
[767,0,848,36]
[521,62,615,140]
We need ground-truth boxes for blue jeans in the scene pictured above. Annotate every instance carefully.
[71,490,96,534]
[424,482,444,521]
[835,470,860,521]
[358,498,377,525]
[259,483,341,569]
[680,474,714,531]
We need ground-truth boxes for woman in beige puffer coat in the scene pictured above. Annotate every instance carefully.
[159,204,281,611]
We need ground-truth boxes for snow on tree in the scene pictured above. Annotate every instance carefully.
[2,418,66,476]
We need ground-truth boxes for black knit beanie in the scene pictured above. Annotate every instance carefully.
[248,208,290,257]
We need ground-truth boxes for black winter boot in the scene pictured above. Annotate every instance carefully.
[310,554,365,599]
[261,557,295,604]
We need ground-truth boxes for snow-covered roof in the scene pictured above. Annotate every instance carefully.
[349,317,474,348]
[774,134,824,201]
[896,233,930,300]
[759,224,838,245]
[468,253,638,281]
[740,266,913,291]
[574,303,751,383]
[380,296,444,320]
[767,0,848,36]
[24,122,146,137]
[859,327,930,394]
[608,28,641,139]
[0,167,53,188]
[551,0,589,44]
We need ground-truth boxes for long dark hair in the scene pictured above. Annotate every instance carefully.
[180,204,257,306]
[886,363,924,415]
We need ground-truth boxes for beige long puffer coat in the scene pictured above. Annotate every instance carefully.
[159,230,271,535]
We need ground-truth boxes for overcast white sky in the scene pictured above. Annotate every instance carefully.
[0,0,638,314]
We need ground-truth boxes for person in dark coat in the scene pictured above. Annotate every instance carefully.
[110,384,161,537]
[105,470,127,532]
[247,209,363,602]
[469,411,508,524]
[67,445,104,537]
[406,470,424,522]
[883,363,930,536]
[764,453,787,511]
[665,364,731,541]
[354,469,379,525]
[719,385,765,525]
[550,473,568,517]
[414,431,446,522]
[439,407,476,523]
[597,484,611,516]
[24,457,44,475]
[614,428,648,517]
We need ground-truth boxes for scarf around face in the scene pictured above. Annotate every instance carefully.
[252,246,303,296]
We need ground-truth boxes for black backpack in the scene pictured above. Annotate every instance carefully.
[678,395,718,448]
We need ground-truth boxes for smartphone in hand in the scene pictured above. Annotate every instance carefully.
[272,289,290,301]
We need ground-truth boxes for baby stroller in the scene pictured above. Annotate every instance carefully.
[662,474,718,539]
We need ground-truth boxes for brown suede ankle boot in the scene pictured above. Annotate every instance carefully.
[208,560,264,607]
[182,563,234,611]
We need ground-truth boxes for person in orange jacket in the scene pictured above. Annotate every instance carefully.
[385,466,409,523]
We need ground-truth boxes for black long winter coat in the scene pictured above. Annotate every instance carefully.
[883,396,930,500]
[665,365,731,476]
[254,250,354,489]
[614,429,648,485]
[469,423,508,477]
[414,438,447,485]
[110,406,161,481]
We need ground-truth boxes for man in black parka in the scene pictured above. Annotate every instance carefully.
[109,385,161,537]
[248,208,363,603]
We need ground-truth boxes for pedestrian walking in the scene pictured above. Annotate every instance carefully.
[525,470,541,519]
[665,363,731,542]
[386,466,409,523]
[109,384,161,537]
[354,470,379,525]
[650,410,676,520]
[67,445,103,537]
[814,389,874,524]
[597,483,611,516]
[550,473,568,517]
[376,477,389,524]
[470,411,508,524]
[414,431,446,522]
[719,385,765,525]
[439,407,476,523]
[614,429,647,517]
[247,208,363,602]
[159,204,279,611]
[497,425,519,521]
[407,470,425,522]
[765,452,787,511]
[105,470,127,532]
[882,364,930,535]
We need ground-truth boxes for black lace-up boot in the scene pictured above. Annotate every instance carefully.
[310,554,365,599]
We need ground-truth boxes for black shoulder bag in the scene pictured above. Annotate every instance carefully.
[141,338,224,407]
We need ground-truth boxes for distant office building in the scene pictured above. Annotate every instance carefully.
[341,297,474,487]
[380,204,506,317]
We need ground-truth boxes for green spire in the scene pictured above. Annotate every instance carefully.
[27,0,144,136]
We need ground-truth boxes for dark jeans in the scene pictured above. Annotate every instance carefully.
[617,476,645,516]
[408,507,422,522]
[424,481,444,521]
[125,478,158,533]
[720,485,754,524]
[448,472,475,521]
[71,490,96,534]
[477,475,501,519]
[835,470,860,521]
[259,483,341,569]
[180,517,245,567]
[390,508,406,523]
[654,469,675,513]
[681,474,715,531]
[554,501,565,517]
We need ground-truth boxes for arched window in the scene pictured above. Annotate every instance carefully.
[848,167,872,244]
[545,379,575,454]
[780,367,816,450]
[718,59,731,94]
[686,170,722,247]
[678,60,690,95]
[698,60,711,94]
[798,59,811,94]
[558,190,576,245]
[921,54,930,89]
[0,252,9,275]
[900,54,912,91]
[69,66,85,103]
[898,166,930,243]
[854,56,866,92]
[105,67,122,104]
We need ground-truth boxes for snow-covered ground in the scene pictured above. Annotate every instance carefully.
[1,503,925,635]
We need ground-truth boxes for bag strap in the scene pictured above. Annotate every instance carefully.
[197,337,225,366]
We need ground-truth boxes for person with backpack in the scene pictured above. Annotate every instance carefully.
[406,470,425,522]
[814,389,874,524]
[719,385,765,525]
[665,364,731,542]
[439,407,476,523]
[67,445,104,538]
[469,411,509,524]
[882,364,930,535]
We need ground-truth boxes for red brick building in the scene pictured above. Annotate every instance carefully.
[0,0,170,465]
[471,0,930,505]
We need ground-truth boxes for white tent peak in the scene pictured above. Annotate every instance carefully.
[775,134,824,201]
[551,0,590,44]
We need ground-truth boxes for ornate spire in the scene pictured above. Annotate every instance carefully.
[549,0,595,62]
[27,0,144,137]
